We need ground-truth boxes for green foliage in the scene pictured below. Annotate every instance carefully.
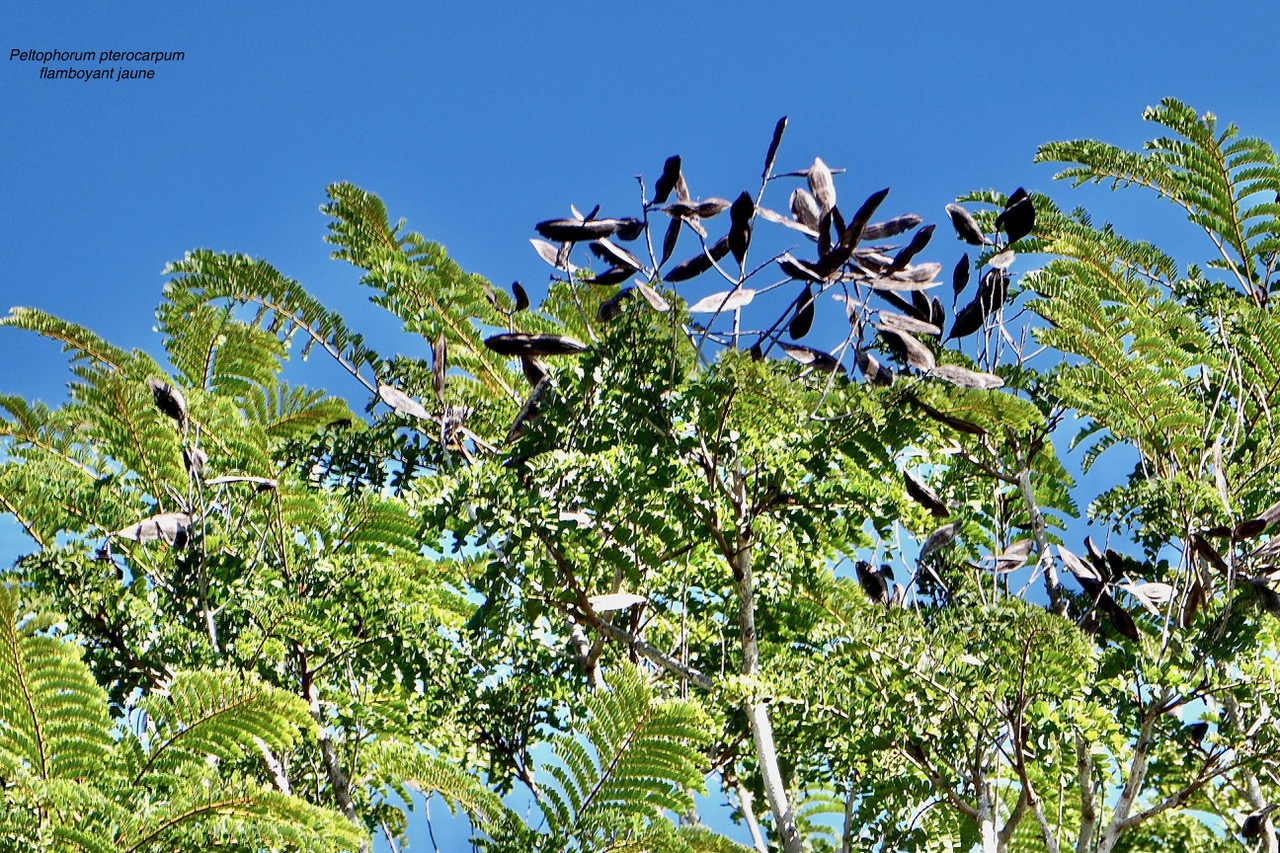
[0,586,362,852]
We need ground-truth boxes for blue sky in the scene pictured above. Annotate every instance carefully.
[5,2,1280,848]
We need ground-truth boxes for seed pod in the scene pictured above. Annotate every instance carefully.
[879,328,935,372]
[587,267,634,287]
[790,188,822,230]
[953,253,970,299]
[777,253,824,283]
[511,281,530,312]
[378,384,430,419]
[660,217,681,266]
[635,282,670,312]
[664,235,731,282]
[182,447,207,479]
[614,218,645,241]
[919,521,961,562]
[1242,805,1278,839]
[790,285,815,339]
[887,224,936,273]
[877,311,941,337]
[996,190,1035,244]
[597,287,634,323]
[988,250,1016,271]
[653,155,682,205]
[856,350,894,386]
[433,332,448,402]
[520,356,546,387]
[695,198,732,218]
[807,157,836,214]
[590,239,643,271]
[815,188,891,277]
[536,218,619,242]
[688,288,755,313]
[763,116,787,179]
[856,560,889,603]
[484,333,587,357]
[911,288,932,320]
[114,511,194,548]
[945,203,990,246]
[729,191,754,265]
[928,364,1004,390]
[929,297,945,330]
[147,378,188,429]
[780,343,846,373]
[901,468,952,514]
[530,238,570,270]
[863,214,924,241]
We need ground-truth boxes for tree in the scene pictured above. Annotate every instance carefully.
[3,100,1280,853]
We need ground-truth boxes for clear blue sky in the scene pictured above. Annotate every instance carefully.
[5,2,1280,848]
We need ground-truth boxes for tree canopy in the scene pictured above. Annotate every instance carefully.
[3,98,1280,852]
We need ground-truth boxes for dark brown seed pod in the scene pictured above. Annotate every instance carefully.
[597,287,634,323]
[147,378,188,431]
[660,217,681,267]
[904,471,949,518]
[590,239,643,271]
[1184,721,1209,745]
[1099,593,1140,641]
[995,191,1035,244]
[433,332,448,402]
[653,155,682,205]
[519,356,546,388]
[945,203,991,246]
[484,333,587,357]
[1006,187,1029,207]
[729,191,754,265]
[790,188,822,230]
[878,290,922,319]
[911,288,932,320]
[887,224,936,274]
[863,214,925,241]
[777,253,824,283]
[856,350,894,386]
[856,560,889,604]
[511,281,530,312]
[665,235,731,282]
[879,328,936,372]
[815,188,891,277]
[817,209,834,258]
[1242,806,1278,839]
[507,376,551,443]
[929,297,945,330]
[614,218,645,242]
[695,198,732,218]
[536,218,619,242]
[953,254,970,299]
[587,267,634,287]
[779,343,846,373]
[182,447,207,479]
[830,206,846,240]
[763,116,787,179]
[789,285,815,339]
[808,157,836,213]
